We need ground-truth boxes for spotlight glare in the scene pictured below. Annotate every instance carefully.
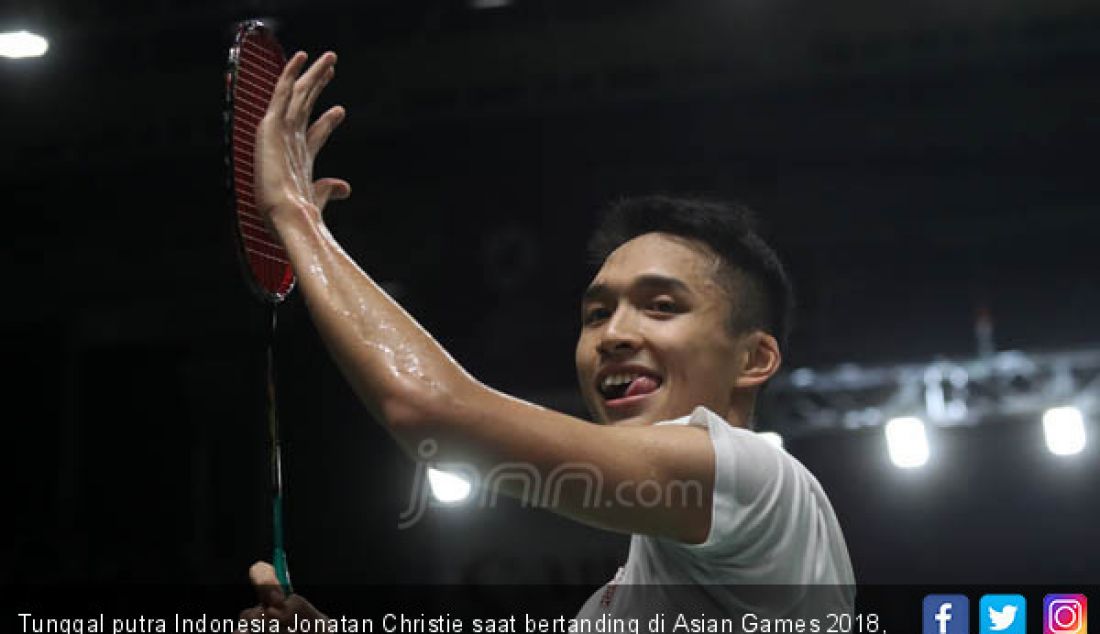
[885,417,929,468]
[0,30,49,59]
[1043,406,1086,456]
[428,467,472,503]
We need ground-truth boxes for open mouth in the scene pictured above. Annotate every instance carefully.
[598,369,664,406]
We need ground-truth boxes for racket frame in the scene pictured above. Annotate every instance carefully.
[225,19,296,304]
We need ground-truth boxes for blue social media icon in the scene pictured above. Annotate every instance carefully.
[981,595,1026,634]
[925,595,971,634]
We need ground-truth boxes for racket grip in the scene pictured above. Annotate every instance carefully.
[272,495,293,595]
[273,546,292,595]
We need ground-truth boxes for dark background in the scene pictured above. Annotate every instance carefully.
[2,0,1097,589]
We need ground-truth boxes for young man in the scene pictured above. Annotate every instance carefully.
[239,51,854,625]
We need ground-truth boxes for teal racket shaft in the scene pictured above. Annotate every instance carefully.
[266,308,292,594]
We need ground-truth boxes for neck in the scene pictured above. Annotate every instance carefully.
[722,390,756,429]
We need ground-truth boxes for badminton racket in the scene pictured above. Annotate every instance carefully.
[224,18,294,594]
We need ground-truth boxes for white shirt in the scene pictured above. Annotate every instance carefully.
[574,406,855,623]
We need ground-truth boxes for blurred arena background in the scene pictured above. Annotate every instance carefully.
[2,0,1097,587]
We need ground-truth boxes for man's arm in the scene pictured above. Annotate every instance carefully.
[256,51,715,543]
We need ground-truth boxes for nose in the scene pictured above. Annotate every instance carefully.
[597,305,643,358]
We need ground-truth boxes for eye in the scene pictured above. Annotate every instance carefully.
[583,307,610,325]
[647,299,678,314]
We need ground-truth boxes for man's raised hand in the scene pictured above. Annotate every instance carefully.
[255,50,351,231]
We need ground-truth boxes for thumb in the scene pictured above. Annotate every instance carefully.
[313,178,352,212]
[248,561,286,609]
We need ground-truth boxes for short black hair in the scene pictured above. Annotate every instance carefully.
[587,194,795,352]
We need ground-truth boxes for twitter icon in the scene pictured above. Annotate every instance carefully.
[981,595,1026,634]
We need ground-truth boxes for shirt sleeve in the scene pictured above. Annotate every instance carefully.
[658,406,801,563]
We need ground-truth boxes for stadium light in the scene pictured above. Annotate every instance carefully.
[0,30,48,59]
[428,467,472,503]
[1042,406,1086,456]
[885,417,929,468]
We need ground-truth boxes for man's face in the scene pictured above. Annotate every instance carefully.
[576,232,746,426]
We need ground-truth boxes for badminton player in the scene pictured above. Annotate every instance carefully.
[238,51,854,626]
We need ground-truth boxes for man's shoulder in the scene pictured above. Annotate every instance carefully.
[658,406,793,460]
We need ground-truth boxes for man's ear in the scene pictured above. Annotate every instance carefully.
[734,331,782,389]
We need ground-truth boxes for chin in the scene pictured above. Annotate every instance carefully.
[600,408,659,427]
[614,416,655,427]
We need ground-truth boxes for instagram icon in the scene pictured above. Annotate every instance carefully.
[1045,594,1088,634]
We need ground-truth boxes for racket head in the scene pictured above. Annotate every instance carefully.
[225,20,295,303]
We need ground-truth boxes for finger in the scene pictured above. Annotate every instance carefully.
[286,594,325,620]
[303,65,336,122]
[301,52,337,116]
[236,605,271,634]
[270,51,308,121]
[248,561,286,609]
[288,52,336,126]
[238,604,267,633]
[239,605,263,621]
[239,600,289,625]
[314,178,352,210]
[306,105,346,157]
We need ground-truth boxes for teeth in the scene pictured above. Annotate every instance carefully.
[601,372,641,390]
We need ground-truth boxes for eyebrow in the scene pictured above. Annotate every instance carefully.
[582,274,692,303]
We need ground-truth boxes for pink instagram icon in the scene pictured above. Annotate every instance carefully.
[1045,594,1088,634]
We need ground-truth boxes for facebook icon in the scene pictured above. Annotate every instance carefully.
[924,595,971,634]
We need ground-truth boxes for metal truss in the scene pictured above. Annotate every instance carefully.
[760,347,1100,438]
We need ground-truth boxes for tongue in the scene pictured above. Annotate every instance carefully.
[624,375,660,399]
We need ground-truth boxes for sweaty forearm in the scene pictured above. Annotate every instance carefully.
[270,204,472,431]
